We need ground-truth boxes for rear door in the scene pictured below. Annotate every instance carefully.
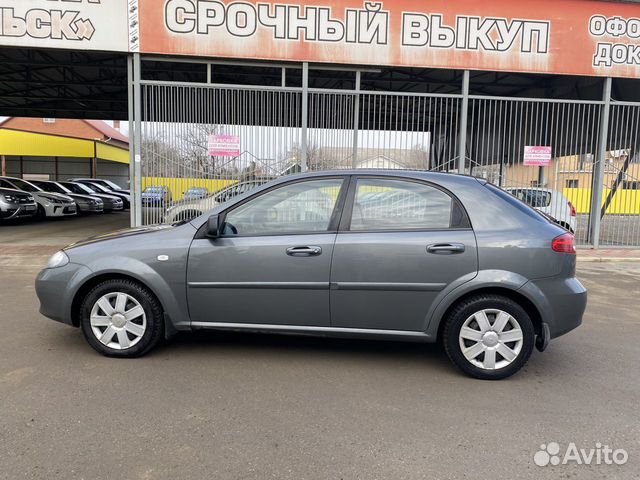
[330,176,478,332]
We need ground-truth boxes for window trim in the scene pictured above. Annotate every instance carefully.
[208,175,351,239]
[338,175,472,233]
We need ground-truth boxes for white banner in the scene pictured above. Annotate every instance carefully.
[0,0,128,52]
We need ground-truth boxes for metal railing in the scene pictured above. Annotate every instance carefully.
[129,57,640,247]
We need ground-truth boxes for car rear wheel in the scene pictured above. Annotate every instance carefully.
[443,295,535,380]
[79,279,164,357]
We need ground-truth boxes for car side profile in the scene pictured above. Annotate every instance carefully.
[59,181,124,213]
[36,171,587,380]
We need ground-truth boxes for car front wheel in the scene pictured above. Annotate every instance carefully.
[79,279,164,357]
[443,295,535,380]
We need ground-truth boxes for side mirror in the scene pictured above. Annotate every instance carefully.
[206,214,221,238]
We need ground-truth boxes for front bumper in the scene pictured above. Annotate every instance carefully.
[42,202,77,217]
[0,203,37,219]
[519,276,587,339]
[36,262,92,325]
[77,203,104,213]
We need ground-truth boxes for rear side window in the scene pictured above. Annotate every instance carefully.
[486,184,550,224]
[350,178,456,231]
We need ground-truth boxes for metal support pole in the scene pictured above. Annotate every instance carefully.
[589,77,612,249]
[1,155,5,177]
[457,70,470,174]
[131,53,143,227]
[127,55,136,227]
[352,71,361,169]
[301,62,309,172]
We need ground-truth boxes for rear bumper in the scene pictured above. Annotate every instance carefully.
[519,276,587,339]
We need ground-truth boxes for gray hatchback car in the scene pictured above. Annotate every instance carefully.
[36,171,586,379]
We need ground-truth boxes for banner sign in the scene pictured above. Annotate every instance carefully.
[0,0,129,52]
[523,146,552,166]
[208,134,241,157]
[138,0,640,78]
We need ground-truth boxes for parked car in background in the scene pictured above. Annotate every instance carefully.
[70,179,130,209]
[31,181,103,214]
[36,171,586,380]
[71,178,130,195]
[59,182,124,213]
[141,186,172,207]
[505,187,576,233]
[164,179,270,224]
[0,187,37,221]
[183,187,209,201]
[0,176,76,218]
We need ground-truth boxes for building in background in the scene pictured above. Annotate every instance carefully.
[0,117,129,187]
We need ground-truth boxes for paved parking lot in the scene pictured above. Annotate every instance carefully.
[1,218,639,479]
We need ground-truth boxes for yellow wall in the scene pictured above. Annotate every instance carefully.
[564,188,640,215]
[142,177,237,200]
[0,129,129,164]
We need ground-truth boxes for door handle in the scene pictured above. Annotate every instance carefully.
[426,243,466,254]
[286,246,322,257]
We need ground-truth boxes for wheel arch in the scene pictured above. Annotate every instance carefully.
[70,273,164,328]
[435,286,543,343]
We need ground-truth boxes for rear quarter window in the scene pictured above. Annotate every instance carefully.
[486,184,551,224]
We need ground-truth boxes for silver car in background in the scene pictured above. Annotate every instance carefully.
[36,171,586,380]
[0,187,37,221]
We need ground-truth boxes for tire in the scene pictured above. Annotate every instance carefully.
[443,295,535,380]
[79,279,164,358]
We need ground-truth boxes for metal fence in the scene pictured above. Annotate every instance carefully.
[133,65,640,247]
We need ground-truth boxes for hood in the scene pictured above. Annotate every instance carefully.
[65,224,175,249]
[35,191,74,202]
[67,193,102,202]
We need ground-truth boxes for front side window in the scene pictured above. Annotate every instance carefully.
[350,179,453,231]
[223,178,344,236]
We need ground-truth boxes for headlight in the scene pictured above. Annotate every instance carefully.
[46,197,64,204]
[46,250,69,269]
[1,194,18,203]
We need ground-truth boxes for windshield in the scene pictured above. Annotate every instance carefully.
[84,182,110,193]
[37,182,69,194]
[62,182,96,194]
[102,179,122,190]
[8,178,41,193]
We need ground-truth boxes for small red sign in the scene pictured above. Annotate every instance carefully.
[523,146,552,166]
[208,134,240,157]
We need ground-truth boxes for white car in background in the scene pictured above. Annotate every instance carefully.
[0,176,77,218]
[164,179,270,224]
[506,187,576,233]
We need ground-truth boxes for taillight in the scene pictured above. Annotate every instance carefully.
[569,201,576,217]
[552,233,576,254]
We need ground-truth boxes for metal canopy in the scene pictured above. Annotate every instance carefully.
[3,47,640,121]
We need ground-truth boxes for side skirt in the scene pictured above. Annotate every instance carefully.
[190,322,435,343]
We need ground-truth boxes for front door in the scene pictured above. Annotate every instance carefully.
[330,177,478,332]
[187,177,347,327]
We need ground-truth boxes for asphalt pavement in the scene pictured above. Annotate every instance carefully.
[0,216,639,479]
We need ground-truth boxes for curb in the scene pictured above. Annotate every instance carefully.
[577,257,640,263]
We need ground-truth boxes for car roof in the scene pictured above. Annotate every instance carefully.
[271,169,485,184]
